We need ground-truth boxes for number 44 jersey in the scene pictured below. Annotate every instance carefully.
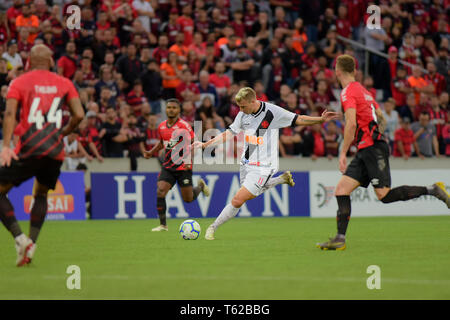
[6,69,79,161]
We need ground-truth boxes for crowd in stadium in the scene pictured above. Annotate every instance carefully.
[0,0,449,171]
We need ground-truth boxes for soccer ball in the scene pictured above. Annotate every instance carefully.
[179,219,201,240]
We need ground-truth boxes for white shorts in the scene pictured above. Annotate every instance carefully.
[240,165,276,196]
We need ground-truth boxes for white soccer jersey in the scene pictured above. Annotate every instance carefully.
[228,101,298,172]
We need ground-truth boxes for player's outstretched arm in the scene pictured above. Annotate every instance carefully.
[192,129,234,150]
[295,109,341,126]
[0,98,19,167]
[143,140,164,159]
[375,108,387,134]
[62,97,85,136]
[339,108,357,173]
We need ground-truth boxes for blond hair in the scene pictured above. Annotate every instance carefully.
[336,54,356,74]
[235,87,256,105]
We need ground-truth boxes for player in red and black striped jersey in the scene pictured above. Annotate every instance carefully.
[0,45,84,266]
[142,98,209,231]
[317,55,450,251]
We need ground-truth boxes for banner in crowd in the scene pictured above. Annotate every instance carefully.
[90,172,310,219]
[10,172,86,221]
[309,169,450,217]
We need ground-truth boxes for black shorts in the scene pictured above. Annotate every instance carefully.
[157,168,193,188]
[344,141,391,188]
[0,157,63,190]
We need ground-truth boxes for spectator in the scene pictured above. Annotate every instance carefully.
[424,61,447,97]
[267,52,286,100]
[181,100,196,127]
[169,32,189,63]
[196,95,225,131]
[311,123,325,160]
[254,80,268,102]
[391,66,412,109]
[95,65,120,101]
[393,117,420,160]
[79,113,105,163]
[197,70,219,108]
[335,4,351,39]
[57,41,78,79]
[228,43,255,86]
[161,8,181,45]
[209,61,231,99]
[442,111,450,157]
[140,112,160,158]
[434,46,449,92]
[311,80,330,115]
[399,33,420,74]
[152,34,170,65]
[382,98,400,149]
[160,51,182,99]
[132,0,155,33]
[176,68,200,103]
[318,8,336,41]
[124,113,145,171]
[429,95,447,155]
[177,5,195,47]
[407,66,434,106]
[140,59,162,114]
[0,58,12,87]
[15,3,39,45]
[64,131,91,171]
[2,39,22,70]
[0,12,10,48]
[231,10,245,39]
[127,80,148,117]
[411,111,441,158]
[102,107,128,157]
[323,120,341,159]
[291,18,308,55]
[115,43,143,92]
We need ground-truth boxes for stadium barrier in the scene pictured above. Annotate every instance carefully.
[12,172,86,221]
[90,172,310,219]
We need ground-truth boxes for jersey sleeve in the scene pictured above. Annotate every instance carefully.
[271,105,298,129]
[6,78,21,101]
[340,88,357,112]
[227,112,243,135]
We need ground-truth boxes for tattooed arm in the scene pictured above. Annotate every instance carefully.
[375,108,387,134]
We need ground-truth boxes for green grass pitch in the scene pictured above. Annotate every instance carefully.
[0,216,449,299]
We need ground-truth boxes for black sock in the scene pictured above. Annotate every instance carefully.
[29,195,48,243]
[0,193,22,238]
[381,186,428,203]
[192,186,202,200]
[156,197,167,226]
[336,195,351,236]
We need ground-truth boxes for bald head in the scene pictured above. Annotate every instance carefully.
[30,44,54,70]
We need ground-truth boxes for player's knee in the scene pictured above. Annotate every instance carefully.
[156,188,166,198]
[335,184,351,196]
[231,197,244,208]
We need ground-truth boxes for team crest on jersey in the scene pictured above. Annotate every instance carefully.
[364,93,374,101]
[261,120,269,129]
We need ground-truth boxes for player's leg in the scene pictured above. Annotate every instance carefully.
[317,155,366,250]
[205,186,256,240]
[368,141,449,207]
[205,167,264,240]
[178,171,209,203]
[261,171,295,192]
[0,160,35,266]
[154,180,172,231]
[375,185,449,208]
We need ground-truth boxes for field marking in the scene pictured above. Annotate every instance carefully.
[33,274,450,286]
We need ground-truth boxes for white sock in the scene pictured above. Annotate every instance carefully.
[14,233,26,244]
[211,204,240,229]
[264,176,284,188]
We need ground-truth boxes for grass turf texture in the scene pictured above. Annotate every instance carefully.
[0,216,449,300]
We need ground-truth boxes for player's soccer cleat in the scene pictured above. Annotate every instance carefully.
[430,182,450,209]
[15,234,33,267]
[205,225,215,240]
[198,178,210,197]
[281,171,295,187]
[26,243,37,265]
[316,235,346,251]
[151,225,168,232]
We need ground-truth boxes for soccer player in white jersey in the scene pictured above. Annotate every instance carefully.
[192,87,340,240]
